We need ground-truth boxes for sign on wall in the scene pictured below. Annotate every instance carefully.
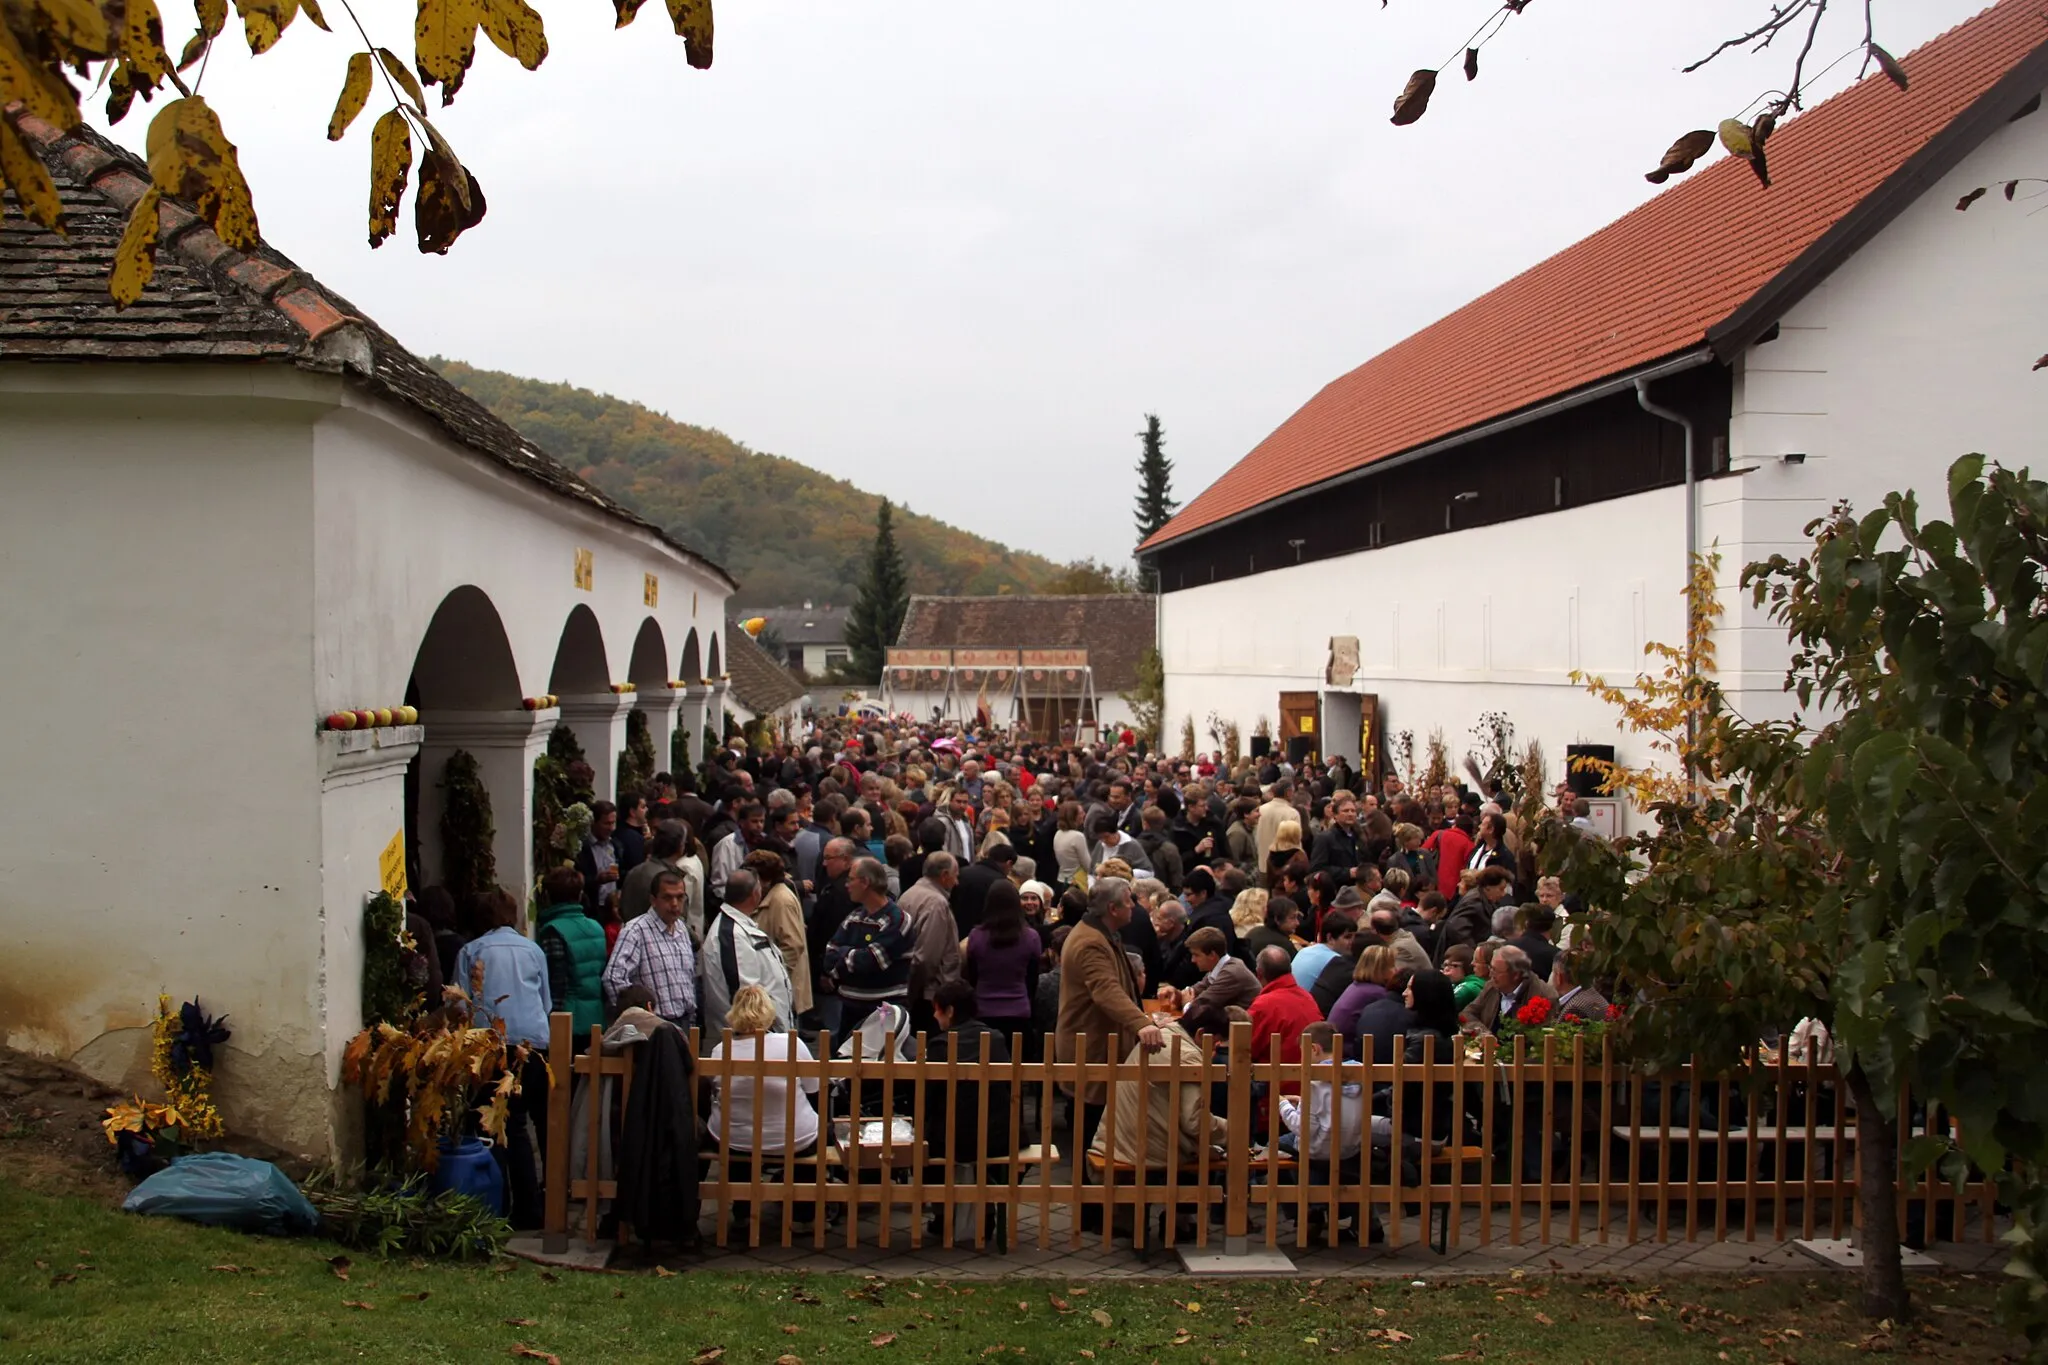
[1326,635,1359,687]
[378,829,408,899]
[954,648,1018,669]
[886,648,952,669]
[643,573,659,608]
[1019,648,1088,668]
[573,547,594,591]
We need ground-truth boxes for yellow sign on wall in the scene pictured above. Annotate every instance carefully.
[379,830,408,900]
[643,572,659,608]
[573,547,594,592]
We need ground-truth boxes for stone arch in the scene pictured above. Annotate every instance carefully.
[627,617,669,688]
[706,632,723,679]
[410,585,522,709]
[548,604,610,695]
[678,627,702,683]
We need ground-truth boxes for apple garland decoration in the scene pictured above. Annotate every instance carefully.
[609,682,637,695]
[325,705,419,731]
[522,694,561,711]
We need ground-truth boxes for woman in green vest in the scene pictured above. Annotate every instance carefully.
[537,866,609,1049]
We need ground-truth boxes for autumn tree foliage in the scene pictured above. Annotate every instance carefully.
[1547,457,2048,1337]
[0,0,711,304]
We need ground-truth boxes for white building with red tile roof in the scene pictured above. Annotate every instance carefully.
[1139,1,2048,796]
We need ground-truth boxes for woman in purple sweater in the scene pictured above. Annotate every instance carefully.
[1327,943,1400,1051]
[963,880,1043,1057]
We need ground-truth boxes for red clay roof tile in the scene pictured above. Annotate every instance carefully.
[1143,1,2048,551]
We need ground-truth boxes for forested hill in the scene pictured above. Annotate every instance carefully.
[434,361,1062,604]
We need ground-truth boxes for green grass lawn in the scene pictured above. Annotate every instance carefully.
[0,1176,2021,1364]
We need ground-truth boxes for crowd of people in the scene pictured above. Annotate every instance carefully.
[409,717,1618,1239]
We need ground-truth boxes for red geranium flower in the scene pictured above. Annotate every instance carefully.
[1606,1003,1624,1022]
[1516,996,1553,1027]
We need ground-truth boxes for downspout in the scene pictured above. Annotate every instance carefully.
[1635,376,1699,779]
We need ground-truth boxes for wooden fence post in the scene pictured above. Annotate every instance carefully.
[1224,1020,1251,1250]
[542,1011,572,1252]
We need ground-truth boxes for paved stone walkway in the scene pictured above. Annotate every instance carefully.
[585,1203,2009,1281]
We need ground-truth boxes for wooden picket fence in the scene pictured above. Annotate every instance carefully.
[539,1012,2002,1256]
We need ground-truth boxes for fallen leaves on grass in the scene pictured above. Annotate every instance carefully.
[328,1255,351,1280]
[401,1291,431,1302]
[511,1349,560,1365]
[504,1317,538,1327]
[655,1265,678,1278]
[341,1300,375,1311]
[1090,1308,1113,1327]
[690,1348,725,1364]
[1048,1293,1072,1313]
[870,1331,897,1347]
[1533,1311,1554,1326]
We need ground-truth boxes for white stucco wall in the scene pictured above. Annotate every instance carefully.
[0,369,330,1147]
[1711,88,2048,717]
[0,361,734,1158]
[1162,485,1689,791]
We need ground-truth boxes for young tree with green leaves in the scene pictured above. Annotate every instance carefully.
[1132,414,1177,591]
[844,499,910,682]
[1547,457,2048,1337]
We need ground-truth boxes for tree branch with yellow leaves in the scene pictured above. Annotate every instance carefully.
[0,0,715,305]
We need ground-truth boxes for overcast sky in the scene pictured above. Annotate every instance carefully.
[90,1,1993,563]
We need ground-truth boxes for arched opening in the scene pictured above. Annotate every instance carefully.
[548,604,610,695]
[410,585,522,710]
[405,586,524,899]
[679,628,702,683]
[627,617,669,689]
[706,633,723,679]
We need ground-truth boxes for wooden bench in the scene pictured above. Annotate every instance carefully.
[1429,1143,1490,1253]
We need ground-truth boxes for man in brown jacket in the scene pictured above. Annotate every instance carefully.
[900,850,964,1034]
[1056,877,1163,1158]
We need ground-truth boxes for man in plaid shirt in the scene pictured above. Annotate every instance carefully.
[604,868,697,1028]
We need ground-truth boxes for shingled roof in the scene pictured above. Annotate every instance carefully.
[1143,0,2048,552]
[0,112,735,590]
[894,594,1157,692]
[725,627,807,715]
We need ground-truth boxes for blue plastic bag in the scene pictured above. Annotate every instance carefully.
[123,1152,320,1236]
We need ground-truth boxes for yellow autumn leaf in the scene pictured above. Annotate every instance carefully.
[0,117,66,233]
[0,21,85,127]
[1717,117,1754,159]
[415,0,480,102]
[31,0,112,58]
[299,0,331,30]
[121,0,172,82]
[146,96,260,249]
[611,0,649,29]
[328,52,373,140]
[476,0,546,70]
[663,0,712,68]
[195,0,226,38]
[368,107,411,246]
[234,0,300,56]
[377,46,426,108]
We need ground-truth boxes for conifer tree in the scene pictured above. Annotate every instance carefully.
[845,500,911,680]
[1133,414,1177,591]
